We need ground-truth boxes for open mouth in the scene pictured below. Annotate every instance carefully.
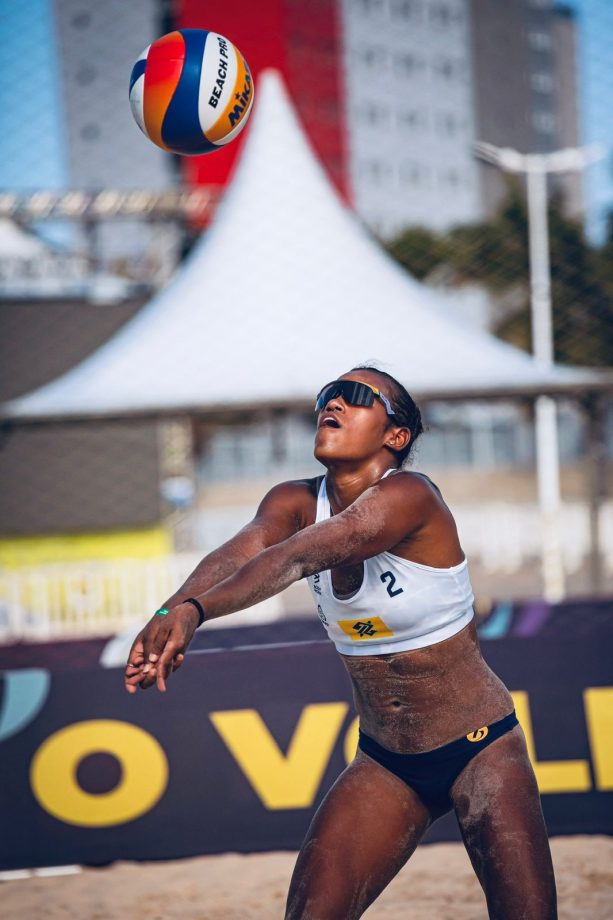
[320,416,341,429]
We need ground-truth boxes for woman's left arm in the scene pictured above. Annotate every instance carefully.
[148,474,431,689]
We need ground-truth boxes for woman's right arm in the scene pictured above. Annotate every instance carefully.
[161,480,310,607]
[123,479,313,693]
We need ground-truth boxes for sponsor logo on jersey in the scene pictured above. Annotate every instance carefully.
[466,726,489,742]
[337,616,394,640]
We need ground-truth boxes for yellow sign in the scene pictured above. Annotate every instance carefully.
[30,720,169,827]
[24,687,613,825]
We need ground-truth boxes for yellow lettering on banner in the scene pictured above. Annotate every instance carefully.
[210,703,348,809]
[30,720,168,827]
[584,687,613,790]
[511,691,591,793]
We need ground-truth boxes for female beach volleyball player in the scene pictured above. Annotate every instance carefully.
[124,366,557,920]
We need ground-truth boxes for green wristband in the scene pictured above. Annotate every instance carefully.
[154,607,170,617]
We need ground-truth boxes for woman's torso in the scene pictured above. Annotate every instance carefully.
[301,472,514,753]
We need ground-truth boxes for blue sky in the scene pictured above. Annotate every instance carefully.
[0,0,67,190]
[563,0,613,242]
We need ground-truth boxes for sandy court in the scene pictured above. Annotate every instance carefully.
[2,836,612,920]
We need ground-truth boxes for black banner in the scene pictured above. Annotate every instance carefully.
[1,636,612,869]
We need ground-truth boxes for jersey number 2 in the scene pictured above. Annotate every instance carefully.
[380,571,404,597]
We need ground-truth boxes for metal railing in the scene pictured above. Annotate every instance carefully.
[1,501,611,642]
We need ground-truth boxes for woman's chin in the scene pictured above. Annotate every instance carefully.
[314,443,339,464]
[314,442,354,466]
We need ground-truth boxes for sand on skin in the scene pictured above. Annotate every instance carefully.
[2,836,612,920]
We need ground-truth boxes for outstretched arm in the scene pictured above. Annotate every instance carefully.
[161,481,308,607]
[133,473,431,692]
[124,480,311,693]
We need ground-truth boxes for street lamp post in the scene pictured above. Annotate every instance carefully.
[474,143,603,602]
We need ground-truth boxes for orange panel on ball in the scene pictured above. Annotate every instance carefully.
[143,31,186,151]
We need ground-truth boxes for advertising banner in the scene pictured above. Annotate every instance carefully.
[1,635,612,869]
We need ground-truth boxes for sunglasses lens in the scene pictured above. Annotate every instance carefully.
[343,382,375,407]
[315,383,340,412]
[315,380,376,411]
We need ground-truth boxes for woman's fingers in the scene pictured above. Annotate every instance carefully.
[155,640,184,692]
[126,606,195,694]
[124,634,146,694]
[142,617,168,666]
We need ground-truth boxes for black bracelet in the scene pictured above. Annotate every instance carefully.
[184,597,206,628]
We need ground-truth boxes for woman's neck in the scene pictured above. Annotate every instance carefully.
[324,461,397,512]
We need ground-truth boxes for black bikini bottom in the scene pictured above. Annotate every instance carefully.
[358,710,518,813]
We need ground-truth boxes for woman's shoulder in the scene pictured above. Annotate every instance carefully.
[257,477,321,528]
[380,469,442,499]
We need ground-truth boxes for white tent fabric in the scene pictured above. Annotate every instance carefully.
[3,70,603,421]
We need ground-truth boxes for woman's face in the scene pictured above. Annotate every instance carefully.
[313,370,407,467]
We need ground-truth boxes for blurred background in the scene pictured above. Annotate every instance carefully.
[1,0,612,648]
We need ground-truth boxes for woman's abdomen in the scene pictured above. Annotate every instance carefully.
[341,620,514,753]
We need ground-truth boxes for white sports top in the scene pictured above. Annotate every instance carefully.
[306,473,474,656]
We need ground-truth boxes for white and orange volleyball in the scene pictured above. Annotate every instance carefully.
[129,29,254,156]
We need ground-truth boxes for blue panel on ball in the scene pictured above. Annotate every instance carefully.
[162,29,218,155]
[129,58,146,96]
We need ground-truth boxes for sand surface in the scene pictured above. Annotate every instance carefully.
[3,836,612,919]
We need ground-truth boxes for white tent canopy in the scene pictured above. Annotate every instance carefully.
[3,70,605,422]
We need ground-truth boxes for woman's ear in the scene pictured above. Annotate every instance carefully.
[384,426,411,454]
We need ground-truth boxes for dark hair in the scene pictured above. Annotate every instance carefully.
[350,364,424,466]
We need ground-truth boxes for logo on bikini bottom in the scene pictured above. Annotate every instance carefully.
[466,726,489,742]
[337,616,394,640]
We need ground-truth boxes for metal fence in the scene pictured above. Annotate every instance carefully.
[1,0,612,637]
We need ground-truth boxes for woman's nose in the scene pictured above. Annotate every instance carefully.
[325,396,344,412]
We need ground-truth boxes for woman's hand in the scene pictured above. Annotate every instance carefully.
[124,603,200,694]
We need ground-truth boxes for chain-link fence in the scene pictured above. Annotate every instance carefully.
[1,0,612,639]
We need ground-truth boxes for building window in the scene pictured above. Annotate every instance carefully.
[432,56,464,81]
[359,160,392,184]
[531,72,554,93]
[391,0,425,20]
[355,0,385,15]
[393,52,425,76]
[528,31,553,52]
[397,108,428,130]
[81,123,101,141]
[435,112,460,136]
[75,64,97,86]
[362,103,391,125]
[356,45,388,69]
[399,161,430,187]
[71,11,92,29]
[438,168,461,187]
[532,111,556,133]
[429,2,463,27]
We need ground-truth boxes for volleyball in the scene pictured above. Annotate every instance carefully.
[129,29,254,156]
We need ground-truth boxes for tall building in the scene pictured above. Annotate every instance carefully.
[471,0,582,218]
[51,0,178,260]
[171,0,583,238]
[0,0,177,262]
[173,0,350,200]
[340,0,482,238]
